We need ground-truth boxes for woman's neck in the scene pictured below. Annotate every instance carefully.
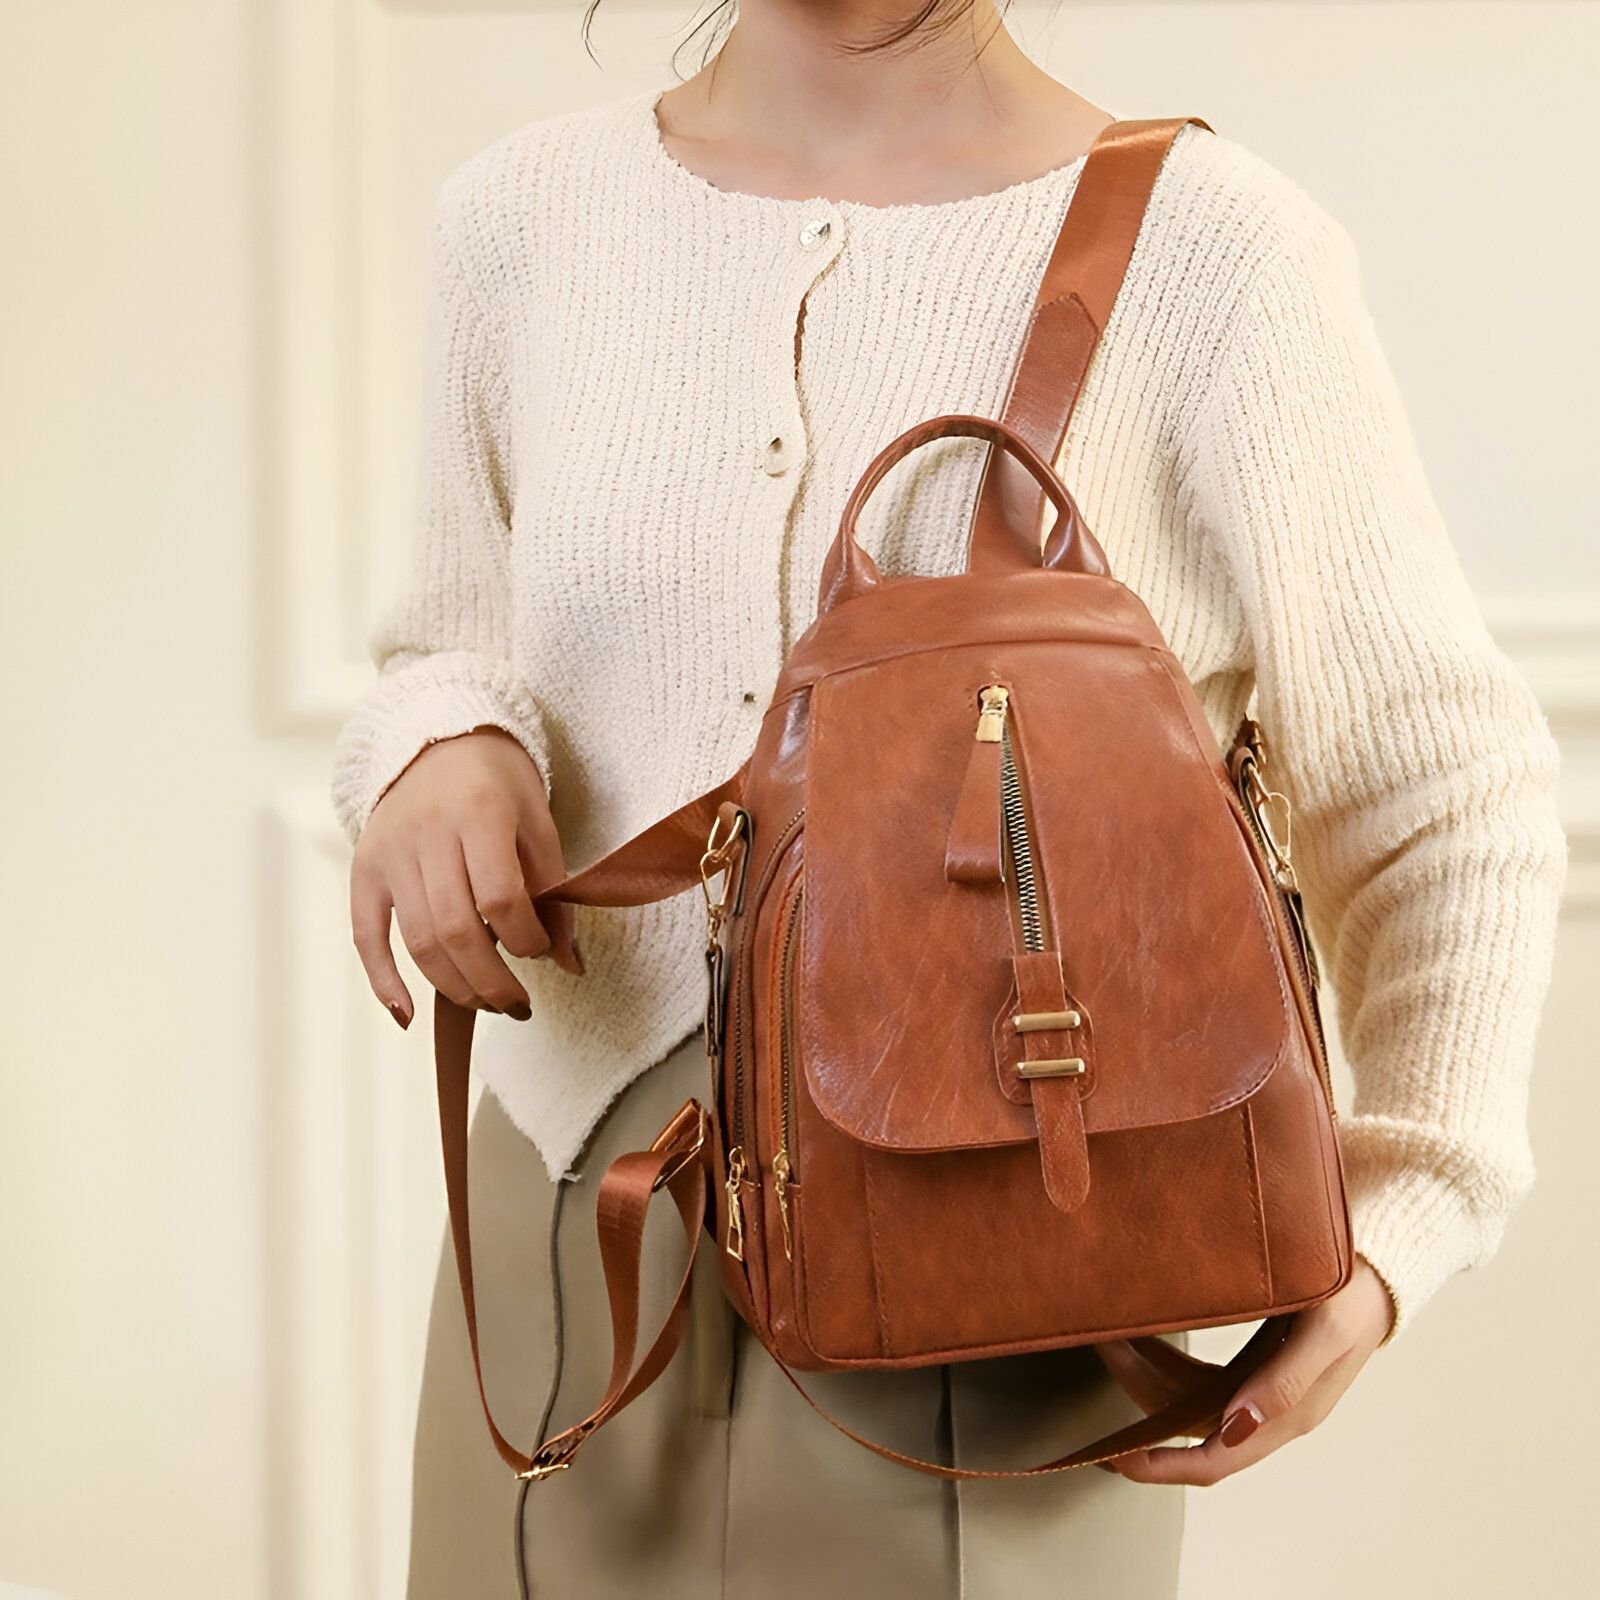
[654,2,1112,206]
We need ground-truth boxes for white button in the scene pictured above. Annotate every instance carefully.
[761,433,790,476]
[798,217,831,249]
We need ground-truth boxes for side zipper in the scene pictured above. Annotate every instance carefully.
[723,1145,747,1261]
[771,883,804,1260]
[1236,762,1329,1067]
[722,809,804,1259]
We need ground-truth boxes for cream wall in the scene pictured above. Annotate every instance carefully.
[1,3,1595,1597]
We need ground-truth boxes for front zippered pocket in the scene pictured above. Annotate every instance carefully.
[976,684,1052,955]
[720,809,805,1261]
[770,881,804,1260]
[1000,729,1046,952]
[727,810,804,1154]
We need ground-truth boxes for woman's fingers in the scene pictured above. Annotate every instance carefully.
[1105,1260,1394,1486]
[350,730,580,1024]
[1217,1308,1353,1441]
[461,812,548,961]
[1110,1306,1361,1487]
[543,900,583,977]
[416,831,531,1015]
[391,852,478,1008]
[350,867,414,1028]
[1109,1349,1358,1487]
[1094,1339,1198,1418]
[516,829,583,976]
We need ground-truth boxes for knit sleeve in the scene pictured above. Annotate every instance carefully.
[1180,198,1567,1338]
[329,188,551,844]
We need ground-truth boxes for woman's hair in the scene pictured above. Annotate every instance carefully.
[583,0,990,72]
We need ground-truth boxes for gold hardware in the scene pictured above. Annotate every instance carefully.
[517,1431,585,1481]
[1016,1057,1087,1079]
[1240,754,1298,890]
[975,683,1010,743]
[700,809,748,939]
[1234,714,1269,766]
[651,1106,707,1193]
[724,1146,747,1261]
[700,809,750,1075]
[772,1148,794,1260]
[1012,1009,1080,1033]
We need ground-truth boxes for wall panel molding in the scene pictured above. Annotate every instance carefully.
[259,790,442,1600]
[261,0,381,730]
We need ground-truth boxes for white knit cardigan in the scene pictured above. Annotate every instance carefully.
[331,87,1566,1335]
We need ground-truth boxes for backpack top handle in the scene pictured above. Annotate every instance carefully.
[817,413,1102,614]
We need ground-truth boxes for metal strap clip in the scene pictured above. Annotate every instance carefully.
[650,1104,708,1193]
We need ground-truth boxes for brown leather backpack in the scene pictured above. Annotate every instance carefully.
[434,117,1351,1484]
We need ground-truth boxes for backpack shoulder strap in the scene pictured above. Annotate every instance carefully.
[967,116,1212,575]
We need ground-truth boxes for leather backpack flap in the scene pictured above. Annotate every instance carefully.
[796,597,1294,1188]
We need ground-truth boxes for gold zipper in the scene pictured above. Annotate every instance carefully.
[719,809,806,1239]
[771,883,804,1259]
[1237,762,1328,1066]
[723,1144,747,1260]
[975,683,1009,742]
[977,684,1048,953]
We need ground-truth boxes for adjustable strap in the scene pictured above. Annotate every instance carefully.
[498,1089,1291,1479]
[967,116,1213,574]
[432,770,741,1476]
[767,1316,1289,1479]
[540,767,745,910]
[437,993,710,1478]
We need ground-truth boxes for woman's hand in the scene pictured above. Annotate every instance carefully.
[1099,1257,1396,1486]
[350,728,581,1029]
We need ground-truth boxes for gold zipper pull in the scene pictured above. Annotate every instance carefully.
[724,1146,747,1261]
[975,684,1010,743]
[771,1148,794,1260]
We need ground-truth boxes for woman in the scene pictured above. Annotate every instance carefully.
[331,4,1567,1595]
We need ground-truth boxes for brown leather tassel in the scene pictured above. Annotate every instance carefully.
[945,734,1004,882]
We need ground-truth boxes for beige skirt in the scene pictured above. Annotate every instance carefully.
[407,1029,1186,1599]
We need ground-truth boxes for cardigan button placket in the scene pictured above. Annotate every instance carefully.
[755,203,843,483]
[747,200,842,679]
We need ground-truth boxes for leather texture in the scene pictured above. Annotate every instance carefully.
[432,115,1352,1485]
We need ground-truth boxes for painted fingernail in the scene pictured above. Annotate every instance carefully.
[1220,1403,1264,1447]
[387,1002,411,1032]
[507,1001,532,1022]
